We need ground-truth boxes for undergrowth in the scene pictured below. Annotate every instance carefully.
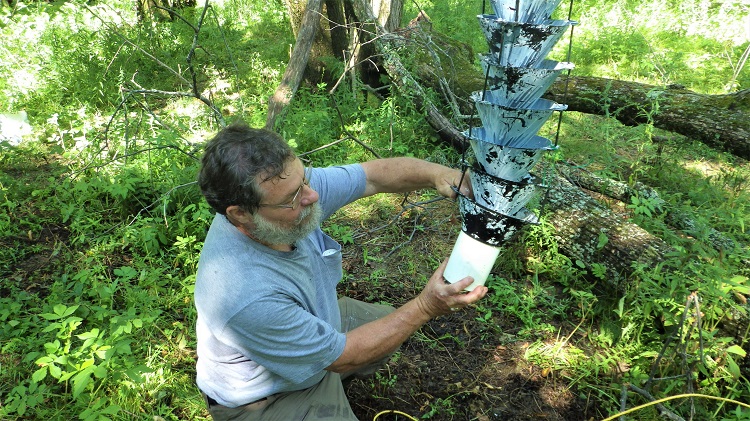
[0,0,748,420]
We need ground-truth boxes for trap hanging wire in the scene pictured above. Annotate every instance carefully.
[445,0,576,290]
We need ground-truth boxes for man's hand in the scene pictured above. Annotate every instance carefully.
[415,258,488,317]
[435,167,473,201]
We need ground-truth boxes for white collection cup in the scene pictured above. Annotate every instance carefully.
[443,231,500,291]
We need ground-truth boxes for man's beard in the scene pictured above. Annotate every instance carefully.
[251,203,322,246]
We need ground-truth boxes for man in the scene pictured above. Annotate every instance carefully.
[194,121,487,420]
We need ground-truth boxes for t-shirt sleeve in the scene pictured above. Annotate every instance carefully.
[218,294,347,385]
[312,164,366,220]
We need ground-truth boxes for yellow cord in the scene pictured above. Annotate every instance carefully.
[372,409,419,421]
[372,393,750,421]
[601,393,750,421]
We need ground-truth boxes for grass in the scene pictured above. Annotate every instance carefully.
[1,0,749,420]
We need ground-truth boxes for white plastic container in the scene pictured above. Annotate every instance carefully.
[443,231,501,291]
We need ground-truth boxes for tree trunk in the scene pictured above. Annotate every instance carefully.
[135,0,196,21]
[282,0,332,83]
[282,0,403,86]
[543,77,750,160]
[267,0,324,130]
[542,163,674,287]
[393,24,750,160]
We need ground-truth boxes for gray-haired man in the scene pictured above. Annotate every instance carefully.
[194,121,486,420]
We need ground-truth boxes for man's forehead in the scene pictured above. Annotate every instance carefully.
[259,158,302,186]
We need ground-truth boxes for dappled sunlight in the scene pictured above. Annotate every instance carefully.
[681,159,724,179]
[1,0,748,419]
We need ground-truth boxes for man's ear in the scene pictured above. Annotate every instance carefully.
[225,205,254,227]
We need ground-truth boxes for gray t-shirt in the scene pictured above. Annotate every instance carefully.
[194,164,366,407]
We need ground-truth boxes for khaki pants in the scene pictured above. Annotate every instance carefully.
[204,297,395,421]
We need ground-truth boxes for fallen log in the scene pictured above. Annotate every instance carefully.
[542,164,674,287]
[395,24,750,160]
[543,77,750,160]
[556,163,743,255]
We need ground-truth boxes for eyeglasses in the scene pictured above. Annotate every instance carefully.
[258,165,311,210]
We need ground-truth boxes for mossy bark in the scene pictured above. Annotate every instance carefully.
[542,77,750,160]
[541,165,674,288]
[401,25,750,160]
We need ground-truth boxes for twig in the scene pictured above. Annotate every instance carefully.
[327,94,383,159]
[84,4,190,85]
[645,292,698,390]
[384,212,422,258]
[86,2,224,125]
[297,137,349,158]
[619,384,628,421]
[627,384,686,421]
[354,195,447,240]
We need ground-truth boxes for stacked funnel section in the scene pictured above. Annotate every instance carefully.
[444,0,575,291]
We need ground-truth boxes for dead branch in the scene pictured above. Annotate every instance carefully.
[87,3,224,124]
[626,384,686,421]
[350,0,467,149]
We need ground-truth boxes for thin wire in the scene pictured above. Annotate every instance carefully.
[553,0,576,148]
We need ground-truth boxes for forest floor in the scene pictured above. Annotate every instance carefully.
[330,195,608,421]
[3,155,612,420]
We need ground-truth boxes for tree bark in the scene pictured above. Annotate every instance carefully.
[542,77,750,160]
[542,163,675,287]
[136,0,196,21]
[266,0,324,130]
[395,25,750,160]
[270,0,404,128]
[556,163,742,255]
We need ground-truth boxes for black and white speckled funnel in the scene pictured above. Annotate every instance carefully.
[444,2,574,290]
[479,55,573,108]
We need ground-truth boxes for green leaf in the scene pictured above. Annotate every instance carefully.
[616,296,625,318]
[40,312,61,321]
[113,266,137,280]
[101,404,120,415]
[726,345,747,357]
[55,304,79,318]
[727,355,741,379]
[93,365,107,379]
[35,355,54,365]
[71,369,92,398]
[596,232,609,249]
[31,366,47,383]
[77,328,100,340]
[16,400,26,416]
[49,363,62,379]
[79,358,95,370]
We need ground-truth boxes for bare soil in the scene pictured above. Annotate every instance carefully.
[332,196,606,421]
